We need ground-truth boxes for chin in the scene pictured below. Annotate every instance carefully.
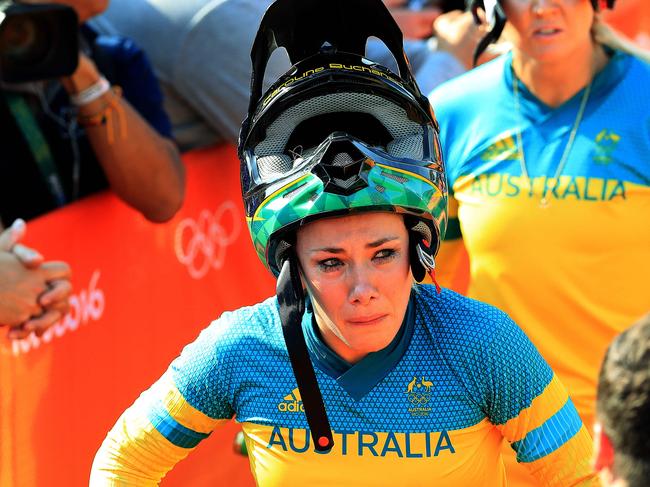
[536,51,572,64]
[349,334,395,355]
[523,41,583,65]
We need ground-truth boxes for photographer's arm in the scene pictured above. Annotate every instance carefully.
[61,54,185,223]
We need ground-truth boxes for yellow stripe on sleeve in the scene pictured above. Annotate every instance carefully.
[91,385,196,485]
[90,374,229,485]
[497,374,569,444]
[156,372,225,434]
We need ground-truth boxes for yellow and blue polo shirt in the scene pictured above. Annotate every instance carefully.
[429,49,650,435]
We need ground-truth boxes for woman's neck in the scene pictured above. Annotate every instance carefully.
[512,41,609,107]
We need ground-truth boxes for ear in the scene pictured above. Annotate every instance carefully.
[593,422,615,473]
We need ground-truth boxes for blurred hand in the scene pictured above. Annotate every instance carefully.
[434,10,488,69]
[18,271,73,339]
[0,253,65,323]
[0,252,44,327]
[0,220,72,339]
[0,219,44,268]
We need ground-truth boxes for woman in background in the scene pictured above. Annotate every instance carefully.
[430,0,650,484]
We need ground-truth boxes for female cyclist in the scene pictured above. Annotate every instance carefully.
[429,0,650,484]
[90,0,597,485]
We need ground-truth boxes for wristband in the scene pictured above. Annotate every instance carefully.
[77,86,127,144]
[70,77,111,106]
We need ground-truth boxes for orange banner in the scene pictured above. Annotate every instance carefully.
[0,145,268,486]
[603,0,650,49]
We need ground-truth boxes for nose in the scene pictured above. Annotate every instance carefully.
[347,265,378,306]
[531,0,558,15]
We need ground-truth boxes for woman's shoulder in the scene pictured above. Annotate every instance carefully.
[623,50,650,80]
[427,54,512,169]
[169,296,284,383]
[598,49,650,92]
[415,285,515,345]
[415,286,538,374]
[416,284,509,318]
[197,296,284,352]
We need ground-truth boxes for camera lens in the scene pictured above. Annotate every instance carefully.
[0,15,50,66]
[0,3,79,82]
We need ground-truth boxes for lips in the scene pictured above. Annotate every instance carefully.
[533,27,562,37]
[347,314,388,325]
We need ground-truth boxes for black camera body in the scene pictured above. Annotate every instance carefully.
[0,1,79,83]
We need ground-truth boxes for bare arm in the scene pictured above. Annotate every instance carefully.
[61,54,185,223]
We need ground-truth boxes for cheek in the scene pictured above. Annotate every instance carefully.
[576,12,595,37]
[309,288,348,342]
[393,270,414,309]
[503,2,528,26]
[379,260,412,306]
[305,274,346,319]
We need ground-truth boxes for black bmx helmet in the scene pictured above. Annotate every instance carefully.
[469,0,617,65]
[238,0,447,453]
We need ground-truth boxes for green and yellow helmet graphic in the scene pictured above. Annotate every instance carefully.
[246,128,447,276]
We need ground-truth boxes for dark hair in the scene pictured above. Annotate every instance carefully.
[596,312,650,487]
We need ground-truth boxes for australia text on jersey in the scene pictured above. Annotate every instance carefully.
[271,378,454,457]
[458,173,627,202]
[267,427,456,457]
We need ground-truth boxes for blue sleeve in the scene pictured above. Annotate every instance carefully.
[479,312,554,425]
[169,313,239,420]
[433,293,554,424]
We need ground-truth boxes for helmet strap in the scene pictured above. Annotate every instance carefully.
[411,237,442,293]
[407,221,441,293]
[276,256,334,452]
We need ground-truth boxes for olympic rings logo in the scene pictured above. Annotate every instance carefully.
[174,202,242,280]
[407,392,432,405]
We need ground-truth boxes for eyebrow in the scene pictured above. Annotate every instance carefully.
[311,236,400,254]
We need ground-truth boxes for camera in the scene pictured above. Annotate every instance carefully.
[0,1,79,83]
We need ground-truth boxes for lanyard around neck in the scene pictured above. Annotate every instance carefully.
[4,91,67,207]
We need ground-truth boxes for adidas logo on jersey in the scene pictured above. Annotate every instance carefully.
[278,387,305,413]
